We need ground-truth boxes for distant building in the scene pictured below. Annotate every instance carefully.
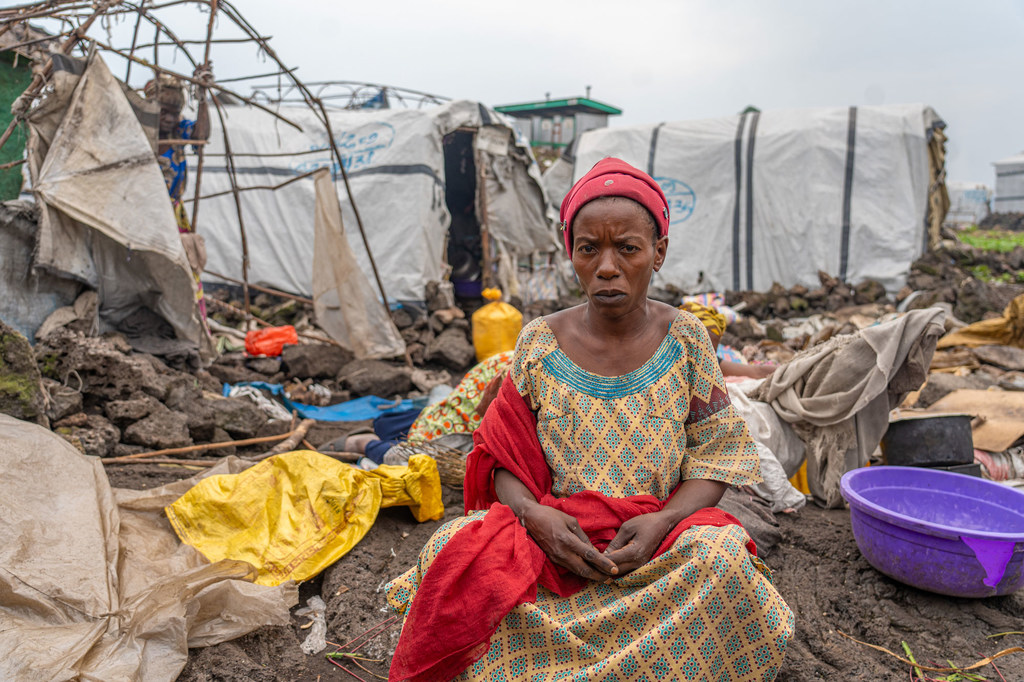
[994,152,1024,213]
[945,181,992,226]
[495,93,622,159]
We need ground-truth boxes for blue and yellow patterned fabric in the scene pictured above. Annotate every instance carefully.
[510,312,761,500]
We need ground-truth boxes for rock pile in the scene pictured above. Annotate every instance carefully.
[724,271,890,321]
[901,241,1024,323]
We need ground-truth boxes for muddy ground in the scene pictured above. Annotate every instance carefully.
[105,462,1024,682]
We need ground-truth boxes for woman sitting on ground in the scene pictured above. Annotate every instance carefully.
[385,158,794,682]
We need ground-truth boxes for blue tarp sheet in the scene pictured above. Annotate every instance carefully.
[222,382,418,422]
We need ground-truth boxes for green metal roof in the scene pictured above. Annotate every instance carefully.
[494,97,622,117]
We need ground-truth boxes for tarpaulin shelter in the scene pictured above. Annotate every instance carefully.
[22,51,210,358]
[994,152,1024,213]
[1,0,472,359]
[546,104,948,293]
[196,99,560,302]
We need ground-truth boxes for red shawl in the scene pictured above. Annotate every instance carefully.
[389,374,755,682]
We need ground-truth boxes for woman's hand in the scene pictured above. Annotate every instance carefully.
[604,479,729,575]
[521,502,619,583]
[602,511,675,575]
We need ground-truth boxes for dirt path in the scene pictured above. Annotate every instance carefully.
[106,466,1024,681]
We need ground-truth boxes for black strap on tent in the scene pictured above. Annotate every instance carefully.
[203,163,445,189]
[478,103,494,126]
[839,106,857,282]
[647,123,665,176]
[731,113,746,291]
[744,111,760,290]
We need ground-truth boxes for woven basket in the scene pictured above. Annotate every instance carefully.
[388,440,468,488]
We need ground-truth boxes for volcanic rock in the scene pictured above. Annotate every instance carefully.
[425,327,476,371]
[208,396,267,439]
[57,413,121,457]
[34,329,168,401]
[41,377,82,422]
[0,320,46,424]
[104,394,162,426]
[282,344,354,380]
[339,359,412,397]
[124,408,192,450]
[914,372,997,409]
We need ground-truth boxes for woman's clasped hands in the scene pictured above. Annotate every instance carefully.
[518,503,674,583]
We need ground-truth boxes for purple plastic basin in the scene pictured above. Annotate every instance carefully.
[840,466,1024,597]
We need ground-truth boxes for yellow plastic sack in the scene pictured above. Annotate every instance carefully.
[936,293,1024,349]
[472,287,523,362]
[788,460,810,495]
[166,451,443,586]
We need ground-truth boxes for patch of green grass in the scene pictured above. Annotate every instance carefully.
[969,264,1015,284]
[958,226,1024,253]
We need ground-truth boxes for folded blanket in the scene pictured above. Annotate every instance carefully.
[389,375,753,682]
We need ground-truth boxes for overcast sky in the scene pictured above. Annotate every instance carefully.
[232,0,1023,185]
[10,0,1023,184]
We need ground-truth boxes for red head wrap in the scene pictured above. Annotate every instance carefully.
[559,157,670,255]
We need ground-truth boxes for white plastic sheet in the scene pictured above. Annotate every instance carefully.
[0,416,296,682]
[312,168,406,358]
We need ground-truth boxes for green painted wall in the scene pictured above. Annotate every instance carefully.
[0,53,33,200]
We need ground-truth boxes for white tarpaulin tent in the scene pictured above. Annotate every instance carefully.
[548,104,946,293]
[994,152,1024,213]
[198,100,558,301]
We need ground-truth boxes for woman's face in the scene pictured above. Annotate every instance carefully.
[571,197,668,318]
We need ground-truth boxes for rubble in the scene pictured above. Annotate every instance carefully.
[340,359,413,398]
[425,326,477,370]
[124,408,192,450]
[281,343,354,379]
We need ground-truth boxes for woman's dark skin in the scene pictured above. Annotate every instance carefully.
[495,196,728,581]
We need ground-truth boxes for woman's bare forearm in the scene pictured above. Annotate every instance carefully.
[494,469,540,523]
[656,479,728,527]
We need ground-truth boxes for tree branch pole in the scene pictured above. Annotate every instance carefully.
[214,0,394,320]
[205,296,349,349]
[189,0,217,231]
[204,269,312,304]
[121,1,199,69]
[210,94,252,321]
[247,418,315,461]
[183,167,318,202]
[87,37,303,132]
[123,3,143,82]
[100,428,306,463]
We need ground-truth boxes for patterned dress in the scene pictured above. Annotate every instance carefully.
[387,312,794,681]
[406,350,514,443]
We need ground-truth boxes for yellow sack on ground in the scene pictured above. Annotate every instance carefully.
[166,451,443,586]
[937,293,1024,349]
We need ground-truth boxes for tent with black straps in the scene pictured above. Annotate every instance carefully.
[197,99,559,303]
[545,104,948,293]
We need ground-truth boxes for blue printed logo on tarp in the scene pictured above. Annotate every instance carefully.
[293,122,396,175]
[655,177,696,224]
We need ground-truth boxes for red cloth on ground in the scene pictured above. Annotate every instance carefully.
[389,375,755,682]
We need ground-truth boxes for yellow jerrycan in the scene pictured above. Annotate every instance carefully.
[471,288,523,362]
